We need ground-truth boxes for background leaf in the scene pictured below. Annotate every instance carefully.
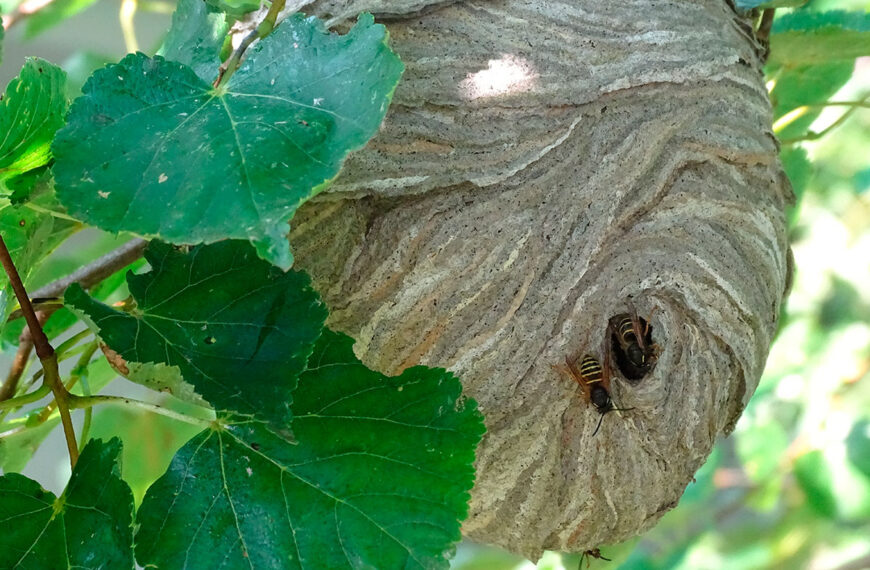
[0,438,134,569]
[0,58,67,193]
[135,329,485,570]
[22,0,101,38]
[735,0,808,9]
[158,0,228,84]
[769,10,870,66]
[53,13,403,269]
[65,240,327,425]
[0,201,78,338]
[86,395,209,505]
[794,450,838,519]
[769,61,854,140]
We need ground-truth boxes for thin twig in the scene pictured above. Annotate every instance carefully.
[30,238,147,300]
[778,94,870,144]
[2,239,144,403]
[213,0,287,88]
[0,235,79,468]
[0,384,50,411]
[68,394,214,428]
[0,323,37,402]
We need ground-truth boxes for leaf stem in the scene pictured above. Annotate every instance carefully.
[74,345,98,448]
[213,0,287,88]
[0,234,79,468]
[68,394,215,428]
[777,94,870,143]
[0,384,50,411]
[54,328,94,358]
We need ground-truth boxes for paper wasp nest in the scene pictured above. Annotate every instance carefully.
[290,0,791,559]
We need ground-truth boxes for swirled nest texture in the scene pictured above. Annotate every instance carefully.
[291,0,792,558]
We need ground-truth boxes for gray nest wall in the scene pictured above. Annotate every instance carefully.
[290,0,792,559]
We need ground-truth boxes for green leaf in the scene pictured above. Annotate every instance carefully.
[158,0,229,83]
[0,416,60,474]
[735,0,807,10]
[769,10,870,66]
[22,0,100,38]
[794,450,838,518]
[87,397,208,505]
[847,419,870,480]
[205,0,259,17]
[769,60,853,140]
[136,329,484,569]
[0,59,68,192]
[0,201,78,338]
[53,13,403,269]
[65,240,327,425]
[781,146,812,225]
[0,438,134,569]
[61,51,115,98]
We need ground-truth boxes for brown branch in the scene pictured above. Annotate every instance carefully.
[1,238,146,404]
[30,237,147,300]
[0,235,78,468]
[0,312,45,402]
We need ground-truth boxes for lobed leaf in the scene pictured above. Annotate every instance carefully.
[65,240,327,426]
[769,10,870,66]
[52,13,403,269]
[136,329,485,569]
[158,0,229,83]
[0,438,134,569]
[0,59,68,193]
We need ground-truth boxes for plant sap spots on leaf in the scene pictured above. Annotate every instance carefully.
[204,336,216,345]
[158,173,168,183]
[98,191,110,198]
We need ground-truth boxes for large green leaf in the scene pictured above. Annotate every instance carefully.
[0,438,134,569]
[158,0,229,83]
[65,240,327,425]
[136,329,484,569]
[53,13,403,269]
[769,10,870,66]
[0,59,68,193]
